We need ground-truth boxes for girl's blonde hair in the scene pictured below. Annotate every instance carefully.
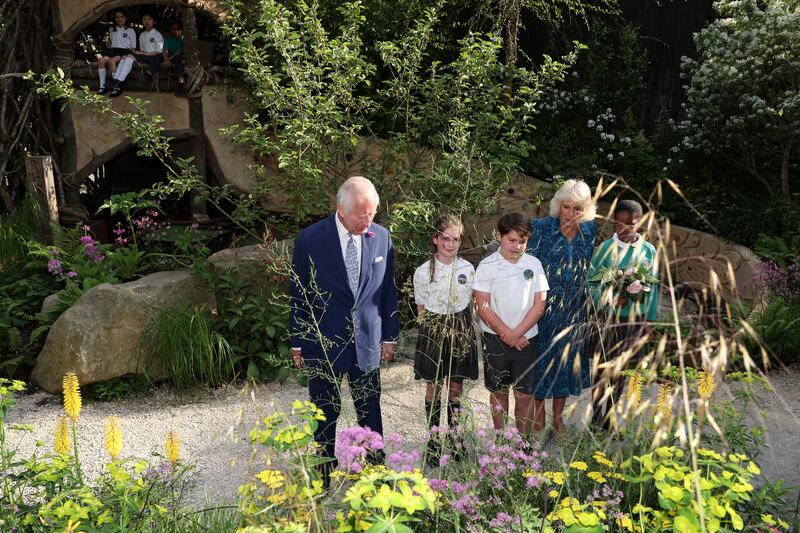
[429,213,464,282]
[549,179,596,222]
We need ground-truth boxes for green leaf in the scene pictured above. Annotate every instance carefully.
[246,361,260,380]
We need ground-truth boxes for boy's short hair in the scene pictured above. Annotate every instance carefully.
[497,212,531,239]
[171,21,183,29]
[614,199,644,219]
[142,13,155,20]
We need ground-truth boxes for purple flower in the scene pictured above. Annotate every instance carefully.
[489,512,520,529]
[366,231,375,238]
[337,426,384,472]
[47,258,63,276]
[79,235,94,245]
[66,271,77,278]
[428,478,448,491]
[439,453,451,467]
[387,449,420,472]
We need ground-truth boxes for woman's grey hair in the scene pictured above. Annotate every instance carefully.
[549,179,596,222]
[337,176,380,213]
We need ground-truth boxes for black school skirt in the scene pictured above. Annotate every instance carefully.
[413,308,479,383]
[105,47,132,58]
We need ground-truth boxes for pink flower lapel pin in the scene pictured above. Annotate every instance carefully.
[366,231,375,238]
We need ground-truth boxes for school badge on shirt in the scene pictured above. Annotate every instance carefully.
[457,273,468,285]
[150,38,155,43]
[523,269,534,281]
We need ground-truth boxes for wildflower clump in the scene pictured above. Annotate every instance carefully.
[338,467,436,531]
[698,369,716,399]
[104,416,123,462]
[54,415,71,455]
[626,373,642,405]
[165,431,181,467]
[62,371,81,422]
[657,383,672,417]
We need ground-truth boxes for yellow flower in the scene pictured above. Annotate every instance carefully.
[569,461,588,471]
[592,451,614,468]
[54,415,71,455]
[256,469,285,490]
[657,384,672,417]
[548,490,559,498]
[62,372,81,423]
[587,471,607,483]
[698,370,716,399]
[543,471,565,485]
[104,416,123,461]
[164,431,181,467]
[627,374,641,405]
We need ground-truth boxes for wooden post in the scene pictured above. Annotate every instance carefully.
[25,155,59,226]
[181,6,209,220]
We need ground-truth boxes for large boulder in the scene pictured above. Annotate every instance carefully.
[31,270,216,393]
[207,241,292,279]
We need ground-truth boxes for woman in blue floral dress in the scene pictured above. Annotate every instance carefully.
[526,179,597,434]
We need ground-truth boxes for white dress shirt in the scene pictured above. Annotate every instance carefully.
[413,257,474,315]
[138,29,164,53]
[109,26,137,50]
[473,250,549,338]
[334,213,361,278]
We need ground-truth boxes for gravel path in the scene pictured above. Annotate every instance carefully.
[6,360,800,507]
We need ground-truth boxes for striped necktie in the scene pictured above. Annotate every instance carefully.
[345,233,359,295]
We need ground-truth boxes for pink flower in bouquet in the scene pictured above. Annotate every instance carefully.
[624,267,635,276]
[626,280,643,294]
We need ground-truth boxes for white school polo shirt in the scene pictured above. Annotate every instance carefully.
[139,29,164,53]
[109,27,137,50]
[473,250,549,338]
[413,257,474,315]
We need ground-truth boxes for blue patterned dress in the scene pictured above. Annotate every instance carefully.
[527,216,597,399]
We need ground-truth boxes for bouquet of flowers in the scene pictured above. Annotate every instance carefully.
[589,264,658,308]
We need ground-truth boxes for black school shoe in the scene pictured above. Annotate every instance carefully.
[97,86,109,95]
[175,83,188,97]
[109,81,124,98]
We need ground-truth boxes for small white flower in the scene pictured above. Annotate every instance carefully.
[607,153,614,160]
[619,151,625,157]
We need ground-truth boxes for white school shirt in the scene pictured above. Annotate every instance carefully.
[473,250,549,338]
[413,257,474,315]
[109,26,137,50]
[138,29,164,53]
[334,214,361,279]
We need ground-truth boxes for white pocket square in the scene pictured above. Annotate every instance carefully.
[373,256,384,263]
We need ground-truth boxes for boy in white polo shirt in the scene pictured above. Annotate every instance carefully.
[133,14,165,86]
[474,213,549,433]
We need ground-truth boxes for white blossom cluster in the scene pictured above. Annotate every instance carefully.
[679,0,800,193]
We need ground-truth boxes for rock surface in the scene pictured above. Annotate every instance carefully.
[32,270,216,393]
[207,241,292,278]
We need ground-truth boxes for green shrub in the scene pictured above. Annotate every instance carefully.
[745,298,800,364]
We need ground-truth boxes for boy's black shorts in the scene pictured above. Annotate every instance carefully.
[483,333,536,394]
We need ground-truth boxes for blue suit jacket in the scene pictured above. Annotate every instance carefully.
[290,214,400,373]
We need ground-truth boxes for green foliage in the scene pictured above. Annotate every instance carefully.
[83,375,154,402]
[211,268,293,382]
[0,379,233,532]
[744,297,800,364]
[680,0,800,202]
[140,305,235,390]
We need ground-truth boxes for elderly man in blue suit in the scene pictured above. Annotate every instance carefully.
[290,176,399,477]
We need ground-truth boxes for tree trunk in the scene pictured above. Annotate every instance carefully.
[503,0,520,105]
